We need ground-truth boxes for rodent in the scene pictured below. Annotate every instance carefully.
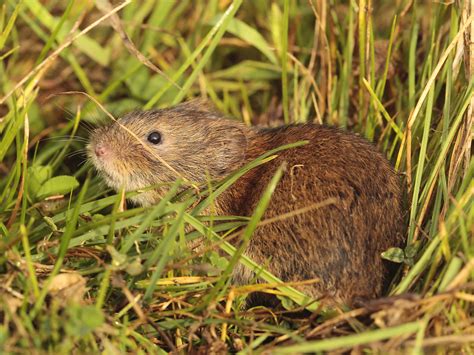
[88,100,406,306]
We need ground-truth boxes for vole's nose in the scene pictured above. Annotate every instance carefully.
[94,144,107,158]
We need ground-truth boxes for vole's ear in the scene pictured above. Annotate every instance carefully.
[208,123,249,176]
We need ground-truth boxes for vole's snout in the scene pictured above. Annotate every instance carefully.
[94,143,107,158]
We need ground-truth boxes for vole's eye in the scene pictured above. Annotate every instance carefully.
[147,131,162,144]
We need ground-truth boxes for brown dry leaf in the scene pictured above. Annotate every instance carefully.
[371,299,419,328]
[2,295,23,314]
[47,272,88,305]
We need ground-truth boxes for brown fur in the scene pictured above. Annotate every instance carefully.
[88,100,406,306]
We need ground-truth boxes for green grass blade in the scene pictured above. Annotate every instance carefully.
[407,67,435,244]
[0,0,21,50]
[280,0,290,124]
[270,321,421,353]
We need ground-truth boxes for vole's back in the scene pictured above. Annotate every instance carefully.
[217,125,405,305]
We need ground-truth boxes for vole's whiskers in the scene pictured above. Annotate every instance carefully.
[53,102,99,134]
[41,136,88,143]
[76,157,89,167]
[54,104,76,121]
[67,148,87,159]
[79,120,97,134]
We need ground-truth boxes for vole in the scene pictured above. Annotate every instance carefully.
[88,100,406,306]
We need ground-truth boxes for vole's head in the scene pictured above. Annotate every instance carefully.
[88,100,249,206]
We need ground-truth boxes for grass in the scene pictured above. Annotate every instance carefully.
[0,0,473,353]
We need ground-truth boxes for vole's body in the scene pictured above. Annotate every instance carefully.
[89,101,406,306]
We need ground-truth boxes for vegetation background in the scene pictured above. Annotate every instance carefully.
[0,0,472,353]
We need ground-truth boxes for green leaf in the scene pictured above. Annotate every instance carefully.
[209,60,281,81]
[381,247,405,263]
[275,322,421,353]
[277,294,298,310]
[28,165,52,198]
[126,258,144,276]
[208,251,229,272]
[66,305,104,337]
[106,245,128,268]
[36,175,79,199]
[208,17,277,64]
[404,241,421,258]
